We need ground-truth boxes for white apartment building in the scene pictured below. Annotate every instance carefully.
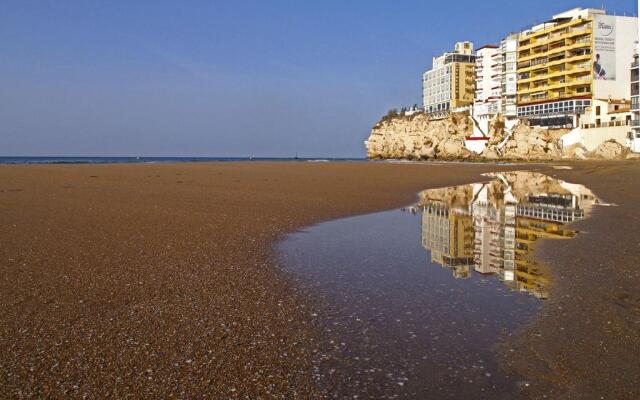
[500,33,519,123]
[470,35,519,140]
[630,50,640,151]
[422,41,476,117]
[473,45,501,131]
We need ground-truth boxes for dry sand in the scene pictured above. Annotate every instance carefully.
[0,161,638,398]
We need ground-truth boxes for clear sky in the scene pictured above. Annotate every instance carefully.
[1,0,636,157]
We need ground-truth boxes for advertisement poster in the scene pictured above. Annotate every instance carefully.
[593,15,616,80]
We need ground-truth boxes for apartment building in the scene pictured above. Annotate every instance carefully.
[500,34,519,123]
[516,8,638,128]
[421,201,475,278]
[473,45,501,132]
[422,41,476,117]
[630,51,640,151]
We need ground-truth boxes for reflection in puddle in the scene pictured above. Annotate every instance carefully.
[419,171,598,299]
[278,171,598,399]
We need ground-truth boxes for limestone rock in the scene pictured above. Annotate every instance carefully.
[482,147,500,160]
[438,137,466,158]
[588,140,627,159]
[365,111,473,160]
[563,143,588,159]
[365,111,633,161]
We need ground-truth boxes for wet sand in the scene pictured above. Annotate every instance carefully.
[499,161,640,399]
[1,161,639,398]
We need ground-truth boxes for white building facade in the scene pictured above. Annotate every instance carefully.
[422,41,476,118]
[500,33,519,125]
[473,45,501,134]
[630,50,640,151]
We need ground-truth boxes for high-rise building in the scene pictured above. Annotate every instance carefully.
[422,41,476,117]
[421,200,475,278]
[473,45,501,129]
[470,36,520,139]
[630,51,640,151]
[515,8,638,128]
[500,33,519,124]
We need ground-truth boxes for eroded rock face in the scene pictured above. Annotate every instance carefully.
[563,143,588,160]
[480,122,567,161]
[588,140,628,159]
[365,112,472,160]
[365,112,636,161]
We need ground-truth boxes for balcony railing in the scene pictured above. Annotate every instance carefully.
[582,120,632,129]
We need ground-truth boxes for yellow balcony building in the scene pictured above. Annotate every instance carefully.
[515,8,639,128]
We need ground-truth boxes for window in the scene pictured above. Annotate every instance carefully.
[596,106,601,116]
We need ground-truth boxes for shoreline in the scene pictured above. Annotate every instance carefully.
[1,161,638,398]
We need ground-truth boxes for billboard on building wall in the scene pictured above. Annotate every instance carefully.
[593,15,616,81]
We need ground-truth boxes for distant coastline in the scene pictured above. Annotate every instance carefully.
[0,156,366,165]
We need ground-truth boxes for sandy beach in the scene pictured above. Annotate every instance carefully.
[1,161,639,399]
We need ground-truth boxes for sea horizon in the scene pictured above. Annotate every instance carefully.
[0,156,367,165]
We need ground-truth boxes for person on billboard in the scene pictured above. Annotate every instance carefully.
[594,53,607,79]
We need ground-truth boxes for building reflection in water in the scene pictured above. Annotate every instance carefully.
[418,171,599,299]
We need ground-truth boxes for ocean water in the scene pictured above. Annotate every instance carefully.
[0,156,364,165]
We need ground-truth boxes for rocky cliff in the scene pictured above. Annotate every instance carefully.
[365,111,635,161]
[365,112,474,160]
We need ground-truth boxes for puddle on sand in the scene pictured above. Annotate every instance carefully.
[277,171,599,399]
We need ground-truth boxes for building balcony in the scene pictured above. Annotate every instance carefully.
[517,90,592,105]
[517,53,591,74]
[518,76,591,96]
[582,120,632,129]
[519,19,592,48]
[518,40,591,63]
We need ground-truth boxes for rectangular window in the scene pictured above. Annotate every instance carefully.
[596,106,601,116]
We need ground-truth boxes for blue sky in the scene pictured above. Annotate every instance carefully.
[0,0,636,157]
